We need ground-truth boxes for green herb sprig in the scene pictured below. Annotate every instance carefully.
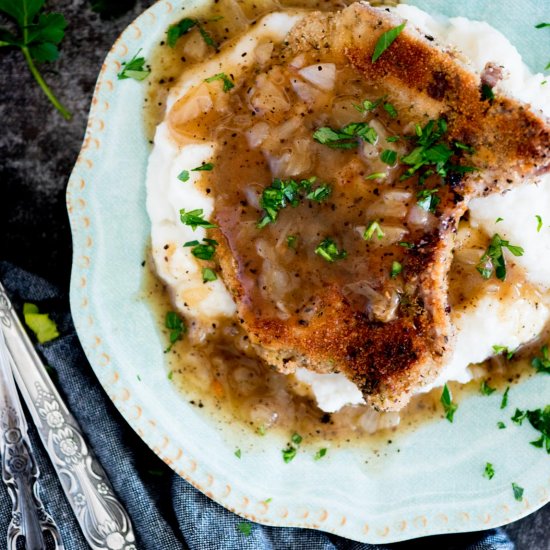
[117,50,150,81]
[476,234,524,281]
[532,345,550,374]
[315,238,347,262]
[164,311,186,352]
[372,22,406,62]
[440,383,458,422]
[313,123,377,149]
[0,0,71,119]
[167,17,217,49]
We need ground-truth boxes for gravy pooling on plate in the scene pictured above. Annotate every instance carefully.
[143,0,550,441]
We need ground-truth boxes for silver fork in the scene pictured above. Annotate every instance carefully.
[0,327,64,550]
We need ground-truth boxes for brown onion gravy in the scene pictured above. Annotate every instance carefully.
[142,0,539,449]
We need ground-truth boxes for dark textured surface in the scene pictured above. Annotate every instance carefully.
[0,1,548,549]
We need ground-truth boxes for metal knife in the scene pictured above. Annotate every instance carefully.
[0,282,136,550]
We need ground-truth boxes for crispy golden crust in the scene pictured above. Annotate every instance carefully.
[216,4,550,411]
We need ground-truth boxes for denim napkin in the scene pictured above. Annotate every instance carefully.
[0,262,514,550]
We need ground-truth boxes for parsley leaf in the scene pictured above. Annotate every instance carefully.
[536,215,543,232]
[481,83,495,102]
[286,235,297,249]
[476,234,524,281]
[380,149,397,165]
[315,238,347,262]
[202,267,217,283]
[365,172,387,180]
[512,482,524,502]
[178,170,190,182]
[390,261,402,279]
[237,522,252,536]
[526,406,550,452]
[167,18,217,49]
[383,102,398,118]
[0,0,71,118]
[535,22,550,28]
[291,432,303,445]
[313,123,377,149]
[117,49,150,81]
[205,72,234,92]
[363,221,385,241]
[511,408,527,425]
[282,445,297,463]
[372,22,406,62]
[497,421,506,429]
[234,448,241,459]
[164,311,186,352]
[192,162,214,171]
[500,386,510,409]
[354,96,385,113]
[480,380,496,396]
[492,344,515,360]
[314,448,327,460]
[179,208,217,230]
[416,188,440,213]
[23,303,59,344]
[483,462,495,480]
[184,238,218,260]
[532,345,550,374]
[258,177,330,227]
[440,383,458,422]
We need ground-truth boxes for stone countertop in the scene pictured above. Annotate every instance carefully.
[0,1,548,548]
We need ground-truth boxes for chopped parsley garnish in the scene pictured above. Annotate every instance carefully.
[511,408,527,425]
[117,50,150,81]
[257,425,267,436]
[167,18,217,49]
[440,383,458,422]
[512,483,524,502]
[264,498,272,504]
[237,522,252,536]
[164,311,186,352]
[536,215,543,232]
[483,462,495,480]
[234,448,242,459]
[365,172,387,180]
[480,380,496,396]
[0,1,71,119]
[512,406,550,452]
[386,136,400,143]
[399,241,414,249]
[282,445,297,463]
[178,170,190,182]
[400,118,476,182]
[383,102,398,118]
[363,221,385,241]
[500,386,510,409]
[535,22,550,28]
[492,344,515,360]
[202,267,217,283]
[313,123,377,149]
[306,185,332,202]
[390,261,402,279]
[205,72,234,92]
[314,448,327,460]
[372,22,406,62]
[497,421,506,430]
[286,235,297,249]
[481,84,495,102]
[184,238,218,260]
[291,432,303,445]
[495,217,504,223]
[532,345,550,374]
[315,238,347,262]
[179,208,217,230]
[192,162,214,171]
[23,303,59,344]
[380,149,397,165]
[416,188,440,213]
[476,234,524,281]
[257,177,330,227]
[354,96,384,113]
[167,370,173,380]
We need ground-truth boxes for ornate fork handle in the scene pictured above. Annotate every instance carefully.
[0,282,136,550]
[0,334,63,550]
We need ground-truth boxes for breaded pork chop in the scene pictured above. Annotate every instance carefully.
[210,3,550,411]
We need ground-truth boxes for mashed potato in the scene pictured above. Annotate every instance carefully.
[147,4,550,412]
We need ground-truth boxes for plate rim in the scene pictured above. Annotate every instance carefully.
[66,0,550,543]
